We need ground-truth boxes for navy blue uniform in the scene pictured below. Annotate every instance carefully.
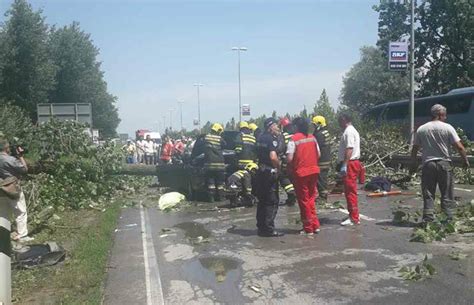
[256,132,281,234]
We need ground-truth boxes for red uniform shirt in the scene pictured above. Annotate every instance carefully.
[290,133,320,177]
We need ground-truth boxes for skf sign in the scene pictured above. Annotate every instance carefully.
[389,42,408,71]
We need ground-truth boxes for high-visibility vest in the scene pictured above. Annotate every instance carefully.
[236,132,257,167]
[203,133,225,170]
[313,126,333,167]
[291,133,320,177]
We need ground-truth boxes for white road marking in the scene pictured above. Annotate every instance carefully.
[140,204,165,305]
[454,187,472,193]
[338,208,376,221]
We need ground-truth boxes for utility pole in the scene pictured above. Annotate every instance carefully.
[232,47,247,122]
[0,203,12,305]
[177,100,184,131]
[169,108,173,130]
[162,115,166,133]
[193,83,204,130]
[409,0,415,145]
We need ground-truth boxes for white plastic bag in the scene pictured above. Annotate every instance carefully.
[158,192,186,211]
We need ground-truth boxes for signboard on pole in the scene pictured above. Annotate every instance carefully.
[241,104,251,116]
[193,119,200,126]
[388,41,408,71]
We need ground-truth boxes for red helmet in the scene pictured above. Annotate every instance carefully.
[279,117,290,127]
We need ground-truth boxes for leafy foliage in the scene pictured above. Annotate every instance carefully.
[340,46,410,112]
[399,255,436,281]
[373,0,473,95]
[0,0,56,119]
[48,22,120,137]
[312,89,336,128]
[0,0,120,137]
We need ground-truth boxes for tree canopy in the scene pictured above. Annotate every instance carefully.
[0,0,120,137]
[340,46,410,112]
[374,0,473,95]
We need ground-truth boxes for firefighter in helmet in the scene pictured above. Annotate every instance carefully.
[235,121,257,170]
[312,115,333,201]
[203,123,226,202]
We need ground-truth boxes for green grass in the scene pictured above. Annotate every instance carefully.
[12,201,122,304]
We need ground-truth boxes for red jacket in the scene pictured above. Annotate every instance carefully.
[290,132,320,177]
[160,142,174,161]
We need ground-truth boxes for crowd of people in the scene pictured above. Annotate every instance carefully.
[197,104,469,237]
[123,134,194,165]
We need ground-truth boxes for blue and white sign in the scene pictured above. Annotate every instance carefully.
[389,41,408,71]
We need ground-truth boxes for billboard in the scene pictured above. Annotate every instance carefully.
[388,41,408,71]
[241,104,251,116]
[37,103,92,125]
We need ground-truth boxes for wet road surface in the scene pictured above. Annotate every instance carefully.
[104,185,474,304]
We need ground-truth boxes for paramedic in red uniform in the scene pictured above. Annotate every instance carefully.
[337,113,363,226]
[286,117,321,235]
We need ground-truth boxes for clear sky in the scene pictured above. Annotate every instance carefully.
[2,0,380,136]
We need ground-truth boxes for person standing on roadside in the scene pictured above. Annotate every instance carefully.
[160,136,173,164]
[255,118,284,237]
[143,135,155,165]
[410,104,469,224]
[136,135,146,164]
[337,113,363,226]
[287,117,321,235]
[312,116,333,202]
[0,137,33,242]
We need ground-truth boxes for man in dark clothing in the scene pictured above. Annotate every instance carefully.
[203,123,226,202]
[227,162,258,207]
[312,115,333,201]
[278,117,296,206]
[255,118,284,237]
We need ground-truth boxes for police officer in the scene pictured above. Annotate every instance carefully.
[203,123,226,202]
[235,121,257,169]
[312,116,333,201]
[278,117,296,206]
[256,118,284,237]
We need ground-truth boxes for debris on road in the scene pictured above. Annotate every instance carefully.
[399,255,436,282]
[448,251,468,261]
[158,192,186,211]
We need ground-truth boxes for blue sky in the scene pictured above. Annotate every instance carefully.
[2,0,380,135]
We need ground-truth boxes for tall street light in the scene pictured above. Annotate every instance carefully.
[232,46,247,122]
[177,100,184,131]
[169,108,174,130]
[409,0,415,145]
[193,83,204,129]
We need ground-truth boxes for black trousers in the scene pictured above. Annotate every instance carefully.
[421,160,455,221]
[205,169,226,200]
[317,167,329,199]
[256,169,280,233]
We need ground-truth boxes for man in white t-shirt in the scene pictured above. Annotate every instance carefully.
[143,135,155,165]
[136,136,146,164]
[410,104,469,223]
[337,113,364,226]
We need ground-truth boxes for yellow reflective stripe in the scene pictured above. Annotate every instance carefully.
[294,137,317,146]
[284,184,294,191]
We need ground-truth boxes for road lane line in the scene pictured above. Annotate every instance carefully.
[338,208,376,221]
[454,187,472,192]
[140,204,165,305]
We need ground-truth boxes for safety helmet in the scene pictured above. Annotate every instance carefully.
[245,162,259,172]
[312,115,327,127]
[239,121,249,129]
[279,117,290,127]
[211,123,224,134]
[248,123,258,131]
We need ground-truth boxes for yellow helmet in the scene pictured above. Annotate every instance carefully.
[211,123,224,134]
[239,121,249,129]
[245,162,258,172]
[312,115,327,127]
[248,123,258,131]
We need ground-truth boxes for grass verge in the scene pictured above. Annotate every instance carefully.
[12,200,122,304]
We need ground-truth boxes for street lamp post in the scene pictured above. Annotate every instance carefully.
[232,47,247,122]
[193,83,204,130]
[162,115,166,133]
[177,100,184,131]
[169,108,173,130]
[409,0,415,145]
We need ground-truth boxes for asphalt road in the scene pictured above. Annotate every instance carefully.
[104,185,474,305]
